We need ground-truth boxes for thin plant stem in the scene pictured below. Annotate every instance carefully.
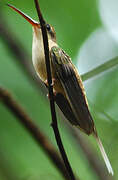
[34,1,77,180]
[81,56,118,81]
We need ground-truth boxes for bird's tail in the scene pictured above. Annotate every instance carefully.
[93,130,114,175]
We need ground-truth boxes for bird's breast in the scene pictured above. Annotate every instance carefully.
[32,35,57,81]
[32,35,47,81]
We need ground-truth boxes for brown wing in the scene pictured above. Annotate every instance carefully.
[51,46,94,135]
[55,93,81,126]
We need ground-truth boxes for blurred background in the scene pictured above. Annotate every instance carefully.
[0,0,118,180]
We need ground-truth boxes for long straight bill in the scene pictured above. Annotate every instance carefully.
[7,4,40,27]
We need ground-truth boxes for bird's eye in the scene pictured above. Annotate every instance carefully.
[46,24,51,32]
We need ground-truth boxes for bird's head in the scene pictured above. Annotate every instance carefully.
[7,4,56,43]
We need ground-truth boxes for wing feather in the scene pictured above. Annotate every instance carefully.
[51,46,94,135]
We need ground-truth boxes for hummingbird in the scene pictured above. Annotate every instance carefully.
[8,4,113,175]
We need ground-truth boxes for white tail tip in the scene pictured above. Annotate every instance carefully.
[93,133,114,175]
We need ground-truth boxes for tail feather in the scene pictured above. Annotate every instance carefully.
[93,131,114,175]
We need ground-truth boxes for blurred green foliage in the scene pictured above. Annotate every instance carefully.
[0,0,118,180]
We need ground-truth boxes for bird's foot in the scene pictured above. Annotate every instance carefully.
[44,78,56,87]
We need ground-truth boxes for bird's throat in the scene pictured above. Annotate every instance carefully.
[32,27,58,82]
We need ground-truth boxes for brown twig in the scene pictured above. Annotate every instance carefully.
[34,1,77,180]
[0,87,71,180]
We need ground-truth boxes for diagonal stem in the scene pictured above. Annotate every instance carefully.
[34,1,77,180]
[81,56,118,81]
